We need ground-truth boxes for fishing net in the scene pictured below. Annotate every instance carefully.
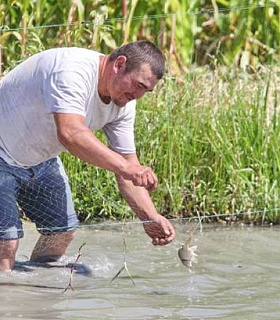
[0,158,78,260]
[0,158,274,267]
[0,3,279,271]
[0,155,202,273]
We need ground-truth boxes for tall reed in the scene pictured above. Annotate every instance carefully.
[2,1,280,223]
[1,1,280,76]
[62,66,280,223]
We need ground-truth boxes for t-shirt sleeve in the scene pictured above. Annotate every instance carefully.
[102,101,136,154]
[43,70,91,116]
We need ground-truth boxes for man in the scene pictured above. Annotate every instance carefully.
[0,40,176,271]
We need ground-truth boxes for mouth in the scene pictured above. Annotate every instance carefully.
[125,93,135,101]
[113,94,135,107]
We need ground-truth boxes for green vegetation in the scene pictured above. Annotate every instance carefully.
[1,1,280,74]
[1,1,280,223]
[62,67,280,224]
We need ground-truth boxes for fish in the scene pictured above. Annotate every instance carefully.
[178,237,197,268]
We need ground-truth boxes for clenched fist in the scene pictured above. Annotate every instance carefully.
[121,164,158,191]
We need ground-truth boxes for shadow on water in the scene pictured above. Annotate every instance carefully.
[0,261,92,290]
[0,222,279,320]
[0,281,65,290]
[14,260,92,276]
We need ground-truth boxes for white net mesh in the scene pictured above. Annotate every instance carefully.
[0,157,80,269]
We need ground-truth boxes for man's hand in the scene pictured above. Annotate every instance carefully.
[120,164,158,191]
[143,215,175,246]
[116,154,175,245]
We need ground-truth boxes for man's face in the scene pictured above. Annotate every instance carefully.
[110,62,158,107]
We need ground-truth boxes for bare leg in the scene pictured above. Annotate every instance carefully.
[30,230,77,262]
[0,239,19,271]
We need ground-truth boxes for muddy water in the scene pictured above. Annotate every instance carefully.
[0,222,279,320]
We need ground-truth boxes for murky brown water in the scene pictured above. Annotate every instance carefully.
[0,221,279,320]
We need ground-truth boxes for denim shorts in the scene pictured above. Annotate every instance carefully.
[0,156,79,240]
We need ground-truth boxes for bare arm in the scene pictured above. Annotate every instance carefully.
[54,113,175,244]
[53,113,157,191]
[115,153,176,246]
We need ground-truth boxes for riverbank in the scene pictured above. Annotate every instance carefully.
[62,66,280,224]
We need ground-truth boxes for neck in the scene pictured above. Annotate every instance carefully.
[98,56,111,104]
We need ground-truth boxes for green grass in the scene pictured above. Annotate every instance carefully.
[61,66,280,224]
[2,1,280,224]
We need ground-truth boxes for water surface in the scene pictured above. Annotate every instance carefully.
[0,221,279,320]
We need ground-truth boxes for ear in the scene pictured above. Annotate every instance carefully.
[113,55,127,74]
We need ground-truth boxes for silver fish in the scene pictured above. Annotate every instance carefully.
[178,237,197,268]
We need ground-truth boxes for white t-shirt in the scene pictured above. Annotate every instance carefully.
[0,47,136,167]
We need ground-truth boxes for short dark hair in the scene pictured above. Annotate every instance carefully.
[108,40,165,79]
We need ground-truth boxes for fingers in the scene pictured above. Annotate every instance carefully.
[152,237,173,246]
[146,219,176,246]
[164,223,176,242]
[130,166,158,191]
[152,237,169,246]
[152,231,175,246]
[146,170,158,191]
[121,163,158,191]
